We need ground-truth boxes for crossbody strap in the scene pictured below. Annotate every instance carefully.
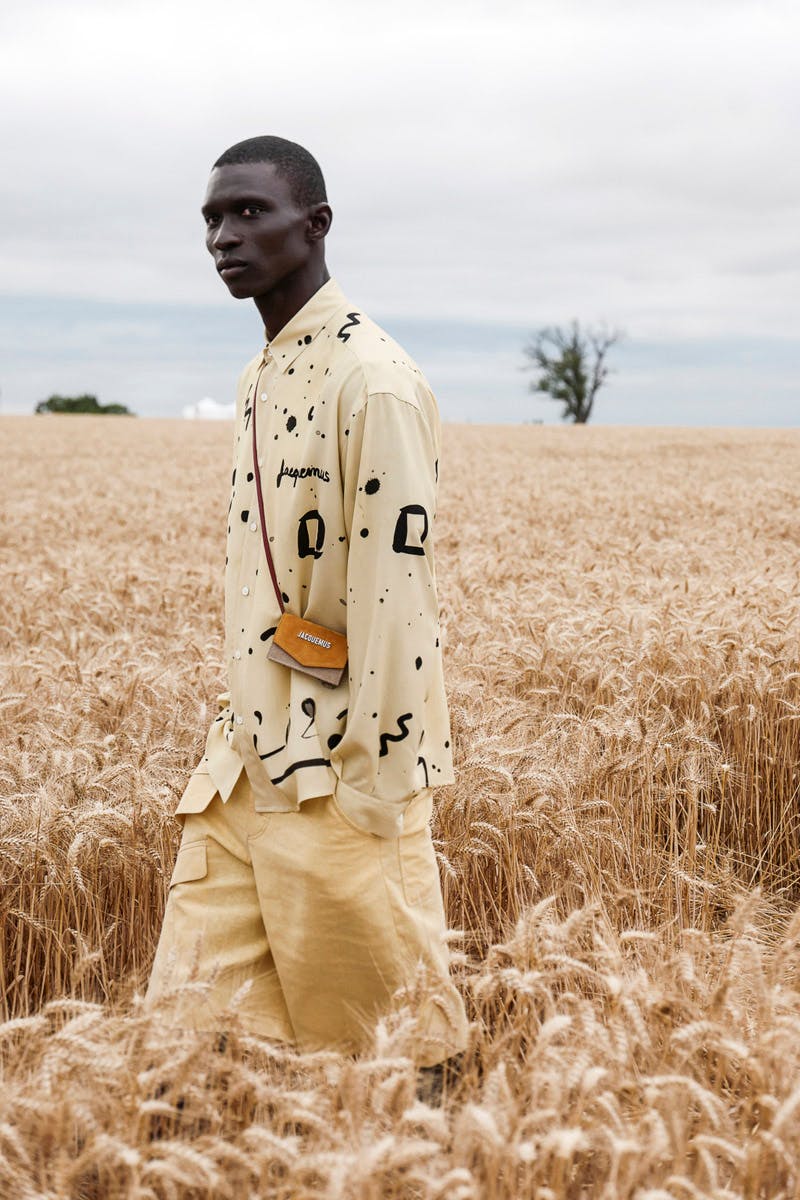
[250,365,285,614]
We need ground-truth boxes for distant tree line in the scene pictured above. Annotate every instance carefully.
[35,394,134,415]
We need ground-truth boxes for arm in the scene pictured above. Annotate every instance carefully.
[199,361,253,800]
[329,390,444,838]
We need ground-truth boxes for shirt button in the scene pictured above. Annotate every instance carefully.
[242,585,249,596]
[234,650,241,660]
[260,392,267,402]
[250,521,257,532]
[236,715,243,724]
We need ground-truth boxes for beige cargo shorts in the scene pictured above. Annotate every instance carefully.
[143,767,469,1068]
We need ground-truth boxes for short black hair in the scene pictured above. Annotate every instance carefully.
[213,136,327,208]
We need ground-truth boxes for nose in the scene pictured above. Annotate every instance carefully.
[210,218,242,252]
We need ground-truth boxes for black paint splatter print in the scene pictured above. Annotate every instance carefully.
[199,278,455,840]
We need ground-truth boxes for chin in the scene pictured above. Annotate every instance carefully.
[223,280,258,301]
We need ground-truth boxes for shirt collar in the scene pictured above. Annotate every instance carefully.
[263,277,349,374]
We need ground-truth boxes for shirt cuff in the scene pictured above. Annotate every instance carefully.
[203,710,244,803]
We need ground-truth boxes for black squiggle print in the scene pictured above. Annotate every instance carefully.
[336,313,361,342]
[271,757,331,784]
[301,697,316,738]
[327,706,348,751]
[379,712,413,757]
[253,732,282,760]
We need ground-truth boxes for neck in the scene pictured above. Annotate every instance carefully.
[254,260,331,341]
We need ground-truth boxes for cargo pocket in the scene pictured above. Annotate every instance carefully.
[398,830,440,907]
[329,792,380,839]
[169,838,208,889]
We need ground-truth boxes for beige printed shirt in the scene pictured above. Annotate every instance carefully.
[179,277,455,838]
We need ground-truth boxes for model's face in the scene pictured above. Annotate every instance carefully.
[202,162,313,299]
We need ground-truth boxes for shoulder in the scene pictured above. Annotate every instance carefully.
[327,307,436,423]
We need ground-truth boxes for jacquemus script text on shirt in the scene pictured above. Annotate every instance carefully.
[196,277,455,838]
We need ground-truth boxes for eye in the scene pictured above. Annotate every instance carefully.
[241,204,265,218]
[204,214,220,228]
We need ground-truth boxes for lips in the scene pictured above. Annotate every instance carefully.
[218,259,248,278]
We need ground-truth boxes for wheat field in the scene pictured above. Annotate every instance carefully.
[2,414,800,1199]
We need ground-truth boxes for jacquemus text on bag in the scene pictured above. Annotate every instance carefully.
[269,611,348,687]
[251,365,348,688]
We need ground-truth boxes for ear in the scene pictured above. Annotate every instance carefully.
[307,202,333,243]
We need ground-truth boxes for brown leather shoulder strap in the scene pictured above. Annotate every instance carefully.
[250,365,285,614]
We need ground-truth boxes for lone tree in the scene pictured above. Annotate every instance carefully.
[35,393,133,415]
[523,321,623,424]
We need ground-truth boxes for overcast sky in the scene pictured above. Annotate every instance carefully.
[1,0,798,422]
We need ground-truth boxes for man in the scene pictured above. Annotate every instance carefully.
[144,136,468,1086]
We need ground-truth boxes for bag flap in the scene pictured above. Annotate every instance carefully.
[273,612,348,669]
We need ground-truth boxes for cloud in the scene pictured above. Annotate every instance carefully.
[1,0,798,343]
[181,397,235,421]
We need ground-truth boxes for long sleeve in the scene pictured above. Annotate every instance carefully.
[196,363,253,804]
[328,389,453,838]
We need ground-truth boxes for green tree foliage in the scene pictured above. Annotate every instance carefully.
[34,394,134,415]
[523,321,623,424]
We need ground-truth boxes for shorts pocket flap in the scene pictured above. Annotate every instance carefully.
[169,839,208,888]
